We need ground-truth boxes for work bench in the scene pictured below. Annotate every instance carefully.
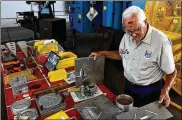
[1,41,181,120]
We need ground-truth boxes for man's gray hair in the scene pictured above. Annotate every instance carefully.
[122,6,146,25]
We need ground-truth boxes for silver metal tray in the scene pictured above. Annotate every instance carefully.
[75,95,122,119]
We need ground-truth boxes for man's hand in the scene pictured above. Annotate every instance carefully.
[89,52,102,60]
[159,70,177,107]
[89,51,121,60]
[159,88,170,107]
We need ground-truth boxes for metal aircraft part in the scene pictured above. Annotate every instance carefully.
[35,92,66,116]
[17,108,38,120]
[75,95,122,119]
[6,42,16,56]
[116,101,173,119]
[10,76,29,96]
[17,41,28,57]
[75,56,105,87]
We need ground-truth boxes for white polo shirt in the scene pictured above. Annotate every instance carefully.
[119,24,175,86]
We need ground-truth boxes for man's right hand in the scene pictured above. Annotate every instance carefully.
[89,52,102,60]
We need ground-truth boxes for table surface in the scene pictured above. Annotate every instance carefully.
[1,43,116,120]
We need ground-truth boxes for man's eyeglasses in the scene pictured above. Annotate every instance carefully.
[124,23,144,35]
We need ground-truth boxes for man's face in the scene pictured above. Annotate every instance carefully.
[123,14,146,41]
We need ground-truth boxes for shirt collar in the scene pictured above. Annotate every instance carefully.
[141,24,153,44]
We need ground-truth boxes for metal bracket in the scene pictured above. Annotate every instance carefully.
[10,76,29,96]
[6,42,16,56]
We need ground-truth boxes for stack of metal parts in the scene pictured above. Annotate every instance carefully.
[75,95,122,119]
[17,108,38,120]
[10,99,38,119]
[10,99,31,115]
[10,76,29,96]
[35,92,66,116]
[75,56,105,87]
[116,101,173,119]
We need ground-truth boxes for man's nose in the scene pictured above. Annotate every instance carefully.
[131,33,137,37]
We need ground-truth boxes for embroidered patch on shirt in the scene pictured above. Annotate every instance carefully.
[144,50,152,59]
[120,49,129,54]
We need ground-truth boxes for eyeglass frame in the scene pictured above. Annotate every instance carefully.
[124,22,145,35]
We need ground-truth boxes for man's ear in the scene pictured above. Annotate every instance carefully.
[144,19,148,24]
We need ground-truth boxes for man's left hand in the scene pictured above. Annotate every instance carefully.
[159,89,170,107]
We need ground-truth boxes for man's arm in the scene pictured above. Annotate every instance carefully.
[159,69,177,107]
[89,51,121,60]
[163,69,177,92]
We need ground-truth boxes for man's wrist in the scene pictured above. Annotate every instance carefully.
[98,51,104,56]
[162,86,170,93]
[163,69,177,93]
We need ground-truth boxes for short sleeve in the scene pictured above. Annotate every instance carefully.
[158,39,175,74]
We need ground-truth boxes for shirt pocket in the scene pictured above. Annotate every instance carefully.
[139,58,155,71]
[122,53,129,69]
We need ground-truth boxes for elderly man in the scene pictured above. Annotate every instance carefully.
[90,6,177,107]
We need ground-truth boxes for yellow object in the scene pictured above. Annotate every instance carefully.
[39,43,59,55]
[67,87,80,92]
[48,69,67,82]
[161,30,181,46]
[144,1,181,45]
[34,40,43,47]
[4,70,36,85]
[172,43,181,53]
[174,51,181,63]
[44,110,69,120]
[37,45,43,52]
[78,14,81,19]
[56,52,77,69]
[14,116,29,120]
[103,6,107,10]
[170,101,182,111]
[145,1,181,34]
[176,62,181,79]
